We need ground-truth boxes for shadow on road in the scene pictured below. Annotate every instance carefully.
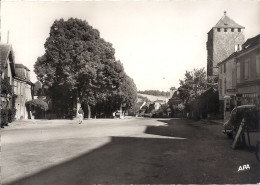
[6,136,187,185]
[5,119,260,184]
[145,119,208,139]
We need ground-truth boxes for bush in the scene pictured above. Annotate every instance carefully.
[151,104,169,118]
[8,108,16,122]
[1,109,8,127]
[25,99,48,119]
[25,99,48,110]
[1,78,13,95]
[1,108,16,127]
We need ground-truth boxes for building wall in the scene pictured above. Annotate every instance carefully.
[7,58,12,84]
[237,48,259,85]
[207,27,245,76]
[218,57,236,100]
[207,30,214,76]
[236,46,260,106]
[4,57,14,86]
[14,80,32,120]
[3,57,14,109]
[16,68,27,79]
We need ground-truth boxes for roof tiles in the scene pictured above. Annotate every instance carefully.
[214,15,244,29]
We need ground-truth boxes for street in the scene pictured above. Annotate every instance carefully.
[1,118,259,184]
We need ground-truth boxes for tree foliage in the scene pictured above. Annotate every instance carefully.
[34,18,137,118]
[178,68,207,106]
[91,74,137,117]
[25,99,48,110]
[118,75,138,109]
[1,77,13,96]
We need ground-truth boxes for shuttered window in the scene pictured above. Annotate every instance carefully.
[256,54,260,77]
[237,62,240,83]
[244,60,249,80]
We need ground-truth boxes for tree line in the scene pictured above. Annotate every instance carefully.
[137,90,170,97]
[34,18,137,118]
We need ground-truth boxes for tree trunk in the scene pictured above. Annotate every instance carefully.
[120,104,122,118]
[87,103,91,119]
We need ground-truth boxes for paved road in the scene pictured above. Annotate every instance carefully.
[1,118,259,184]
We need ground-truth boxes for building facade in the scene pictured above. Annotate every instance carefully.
[218,54,237,120]
[217,34,260,119]
[1,44,33,121]
[1,44,16,110]
[236,34,260,106]
[218,53,237,101]
[207,12,245,76]
[13,64,33,120]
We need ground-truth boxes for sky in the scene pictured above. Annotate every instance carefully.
[1,0,260,91]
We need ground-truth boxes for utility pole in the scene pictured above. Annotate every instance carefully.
[7,30,10,44]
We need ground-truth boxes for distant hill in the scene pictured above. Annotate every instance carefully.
[138,93,168,102]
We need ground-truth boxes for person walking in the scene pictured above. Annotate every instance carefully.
[78,107,84,124]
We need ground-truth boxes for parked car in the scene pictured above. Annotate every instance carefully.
[223,105,260,139]
[113,110,121,118]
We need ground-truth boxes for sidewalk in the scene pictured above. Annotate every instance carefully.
[2,119,75,129]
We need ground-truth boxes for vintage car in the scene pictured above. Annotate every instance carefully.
[223,105,260,139]
[113,110,121,118]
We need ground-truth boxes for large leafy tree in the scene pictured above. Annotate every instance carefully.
[34,18,126,118]
[118,74,138,110]
[178,68,207,106]
[92,73,137,118]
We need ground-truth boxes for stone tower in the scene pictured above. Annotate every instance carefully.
[206,11,245,76]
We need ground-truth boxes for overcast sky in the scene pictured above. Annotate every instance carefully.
[1,0,260,91]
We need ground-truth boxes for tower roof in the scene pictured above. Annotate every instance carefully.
[214,11,245,29]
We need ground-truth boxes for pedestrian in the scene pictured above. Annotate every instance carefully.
[78,107,84,124]
[112,112,116,118]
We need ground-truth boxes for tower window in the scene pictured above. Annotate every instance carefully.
[224,28,227,32]
[235,44,241,52]
[217,28,221,32]
[231,28,234,32]
[238,28,241,32]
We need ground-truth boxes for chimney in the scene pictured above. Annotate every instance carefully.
[224,11,227,16]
